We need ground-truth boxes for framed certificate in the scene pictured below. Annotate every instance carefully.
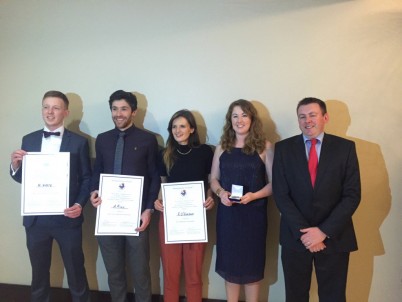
[21,152,70,216]
[162,181,208,244]
[95,174,144,236]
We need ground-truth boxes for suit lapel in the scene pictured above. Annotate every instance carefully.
[292,135,312,187]
[60,129,71,152]
[315,133,332,189]
[31,131,43,151]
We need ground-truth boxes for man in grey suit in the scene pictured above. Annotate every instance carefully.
[10,90,91,302]
[272,97,361,302]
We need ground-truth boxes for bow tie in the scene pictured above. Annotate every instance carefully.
[43,131,61,138]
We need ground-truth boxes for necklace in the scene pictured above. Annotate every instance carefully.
[176,148,192,155]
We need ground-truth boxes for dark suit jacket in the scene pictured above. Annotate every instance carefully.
[10,129,92,228]
[272,133,361,253]
[91,125,160,211]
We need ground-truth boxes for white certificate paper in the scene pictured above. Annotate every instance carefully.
[162,181,208,244]
[95,174,144,236]
[21,152,70,216]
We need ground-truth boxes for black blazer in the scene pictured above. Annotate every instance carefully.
[10,129,92,228]
[272,133,361,253]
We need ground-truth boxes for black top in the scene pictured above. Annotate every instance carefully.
[158,144,213,188]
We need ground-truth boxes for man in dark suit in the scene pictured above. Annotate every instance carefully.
[10,90,92,302]
[272,97,361,302]
[90,90,160,302]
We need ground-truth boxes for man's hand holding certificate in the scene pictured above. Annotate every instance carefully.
[95,174,144,236]
[162,181,208,244]
[21,152,70,215]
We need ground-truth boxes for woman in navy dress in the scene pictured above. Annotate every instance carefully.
[210,100,273,302]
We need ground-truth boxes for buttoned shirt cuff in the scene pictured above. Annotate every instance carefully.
[10,163,19,176]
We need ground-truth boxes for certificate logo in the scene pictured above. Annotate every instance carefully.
[180,189,186,196]
[119,183,125,189]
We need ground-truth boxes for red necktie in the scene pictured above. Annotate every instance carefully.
[308,138,318,187]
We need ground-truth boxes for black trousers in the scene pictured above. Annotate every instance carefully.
[281,247,350,302]
[26,224,90,302]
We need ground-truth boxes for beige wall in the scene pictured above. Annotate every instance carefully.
[1,1,401,301]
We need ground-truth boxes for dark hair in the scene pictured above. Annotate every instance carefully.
[42,90,69,109]
[297,97,327,115]
[163,109,200,173]
[108,90,137,111]
[220,99,266,155]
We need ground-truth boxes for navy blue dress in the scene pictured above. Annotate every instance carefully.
[216,148,268,284]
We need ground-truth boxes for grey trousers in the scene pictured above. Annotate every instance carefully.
[97,229,151,302]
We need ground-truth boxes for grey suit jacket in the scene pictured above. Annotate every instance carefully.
[272,133,361,253]
[10,129,92,228]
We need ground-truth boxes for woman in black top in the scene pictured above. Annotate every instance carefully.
[154,109,214,302]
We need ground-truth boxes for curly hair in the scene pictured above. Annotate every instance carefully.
[108,90,137,111]
[163,109,201,174]
[220,99,266,155]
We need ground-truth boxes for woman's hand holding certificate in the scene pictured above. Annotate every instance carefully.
[162,181,208,244]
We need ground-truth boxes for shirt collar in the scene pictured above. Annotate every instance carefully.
[43,126,65,137]
[114,124,135,135]
[303,132,324,144]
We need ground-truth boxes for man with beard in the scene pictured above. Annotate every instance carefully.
[90,90,160,302]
